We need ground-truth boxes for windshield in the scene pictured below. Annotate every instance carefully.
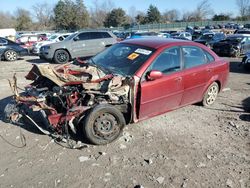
[90,43,156,76]
[48,34,59,41]
[64,33,78,41]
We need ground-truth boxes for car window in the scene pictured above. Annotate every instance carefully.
[78,33,90,40]
[88,32,103,39]
[0,38,7,44]
[91,43,156,76]
[58,36,64,41]
[101,32,112,38]
[203,50,215,62]
[149,47,181,74]
[183,46,207,68]
[63,34,70,38]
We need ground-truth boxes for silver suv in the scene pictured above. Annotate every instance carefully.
[39,31,117,64]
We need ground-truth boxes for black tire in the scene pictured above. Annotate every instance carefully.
[3,103,19,123]
[82,104,126,145]
[4,50,18,61]
[53,49,69,64]
[202,82,219,107]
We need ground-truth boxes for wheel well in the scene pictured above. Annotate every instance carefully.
[54,48,72,61]
[215,80,221,92]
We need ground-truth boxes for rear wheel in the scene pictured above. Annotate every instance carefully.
[202,82,219,107]
[53,49,69,64]
[4,50,18,61]
[82,104,125,145]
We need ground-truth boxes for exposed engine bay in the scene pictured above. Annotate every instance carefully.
[6,59,131,145]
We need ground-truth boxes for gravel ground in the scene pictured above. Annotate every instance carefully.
[0,56,249,188]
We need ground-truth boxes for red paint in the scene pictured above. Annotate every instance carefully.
[123,38,229,121]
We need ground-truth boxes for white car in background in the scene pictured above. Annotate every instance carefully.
[170,32,192,40]
[32,33,72,54]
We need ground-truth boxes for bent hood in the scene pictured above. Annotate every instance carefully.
[25,61,130,95]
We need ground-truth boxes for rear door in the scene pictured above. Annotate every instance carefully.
[71,32,90,58]
[180,46,213,105]
[87,32,106,56]
[139,47,184,120]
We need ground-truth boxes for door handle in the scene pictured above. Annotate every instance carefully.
[174,77,182,82]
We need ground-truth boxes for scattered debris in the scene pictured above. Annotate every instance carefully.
[103,178,110,182]
[91,163,100,167]
[121,132,133,142]
[105,172,111,176]
[228,121,239,129]
[197,162,206,168]
[98,152,107,156]
[119,144,127,149]
[206,154,212,160]
[54,179,61,187]
[226,179,233,187]
[144,159,153,165]
[181,178,188,188]
[134,185,144,188]
[156,176,164,184]
[222,88,231,92]
[73,141,88,149]
[78,156,90,162]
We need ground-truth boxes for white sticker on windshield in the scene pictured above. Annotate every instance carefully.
[135,48,152,55]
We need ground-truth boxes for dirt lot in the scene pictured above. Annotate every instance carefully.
[0,56,249,188]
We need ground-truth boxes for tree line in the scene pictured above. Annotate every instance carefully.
[0,0,250,31]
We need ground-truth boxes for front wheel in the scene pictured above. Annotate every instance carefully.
[202,82,219,107]
[4,50,18,61]
[82,104,126,145]
[53,49,69,64]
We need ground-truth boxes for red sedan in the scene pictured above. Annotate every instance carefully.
[6,38,229,145]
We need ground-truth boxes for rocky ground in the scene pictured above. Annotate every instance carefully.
[0,56,249,188]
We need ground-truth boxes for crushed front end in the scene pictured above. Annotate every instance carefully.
[6,59,131,144]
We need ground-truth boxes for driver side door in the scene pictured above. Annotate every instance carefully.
[139,47,184,120]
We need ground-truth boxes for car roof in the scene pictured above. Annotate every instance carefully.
[121,38,194,49]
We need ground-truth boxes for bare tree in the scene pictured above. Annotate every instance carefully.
[32,2,53,30]
[89,0,115,28]
[15,8,32,31]
[182,0,213,21]
[194,0,214,20]
[128,6,138,23]
[0,11,16,29]
[162,9,180,22]
[236,0,250,17]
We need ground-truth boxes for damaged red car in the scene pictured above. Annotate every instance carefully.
[5,38,229,145]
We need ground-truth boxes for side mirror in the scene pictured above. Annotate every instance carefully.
[147,70,163,81]
[73,36,79,41]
